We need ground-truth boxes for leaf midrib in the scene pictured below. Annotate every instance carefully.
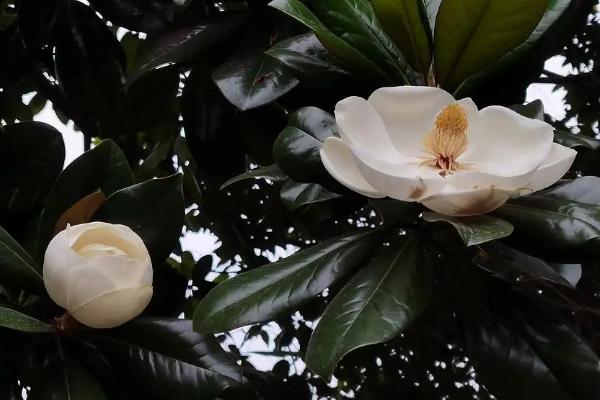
[320,239,412,372]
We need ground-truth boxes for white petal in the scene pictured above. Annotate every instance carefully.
[43,229,72,308]
[367,86,455,156]
[320,137,385,198]
[421,186,513,216]
[69,222,149,262]
[456,97,479,122]
[334,96,399,162]
[523,143,577,193]
[351,147,447,201]
[461,106,554,180]
[70,285,153,329]
[66,255,152,311]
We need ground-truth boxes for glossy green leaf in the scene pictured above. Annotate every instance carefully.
[94,174,184,263]
[89,0,179,33]
[306,234,432,378]
[466,303,600,400]
[129,14,247,81]
[475,242,573,287]
[266,33,352,87]
[54,2,126,125]
[0,306,51,333]
[29,359,107,400]
[543,176,600,205]
[368,198,422,225]
[194,229,384,334]
[372,0,432,75]
[280,180,341,210]
[121,65,180,134]
[269,0,392,83]
[518,310,600,400]
[181,65,245,182]
[0,225,44,294]
[221,165,287,190]
[465,313,573,400]
[494,195,600,257]
[212,55,298,111]
[554,130,600,150]
[312,0,413,84]
[272,106,336,183]
[423,212,513,246]
[455,0,572,96]
[434,0,547,90]
[0,122,64,219]
[135,142,173,181]
[93,318,243,399]
[40,139,134,252]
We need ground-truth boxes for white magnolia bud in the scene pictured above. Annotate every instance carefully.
[43,221,153,329]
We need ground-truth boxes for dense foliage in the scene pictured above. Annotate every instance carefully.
[1,0,600,399]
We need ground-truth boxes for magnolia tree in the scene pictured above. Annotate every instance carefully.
[1,0,600,399]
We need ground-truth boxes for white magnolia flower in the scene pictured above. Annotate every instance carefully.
[44,222,153,329]
[320,86,577,216]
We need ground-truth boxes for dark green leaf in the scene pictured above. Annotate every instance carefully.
[543,176,600,205]
[266,33,352,87]
[0,122,64,219]
[465,313,573,400]
[269,0,392,83]
[54,2,126,125]
[423,211,513,246]
[181,65,245,182]
[368,198,422,225]
[466,303,600,400]
[455,0,572,97]
[129,15,247,81]
[212,55,298,111]
[220,165,287,190]
[0,224,44,294]
[554,130,600,150]
[194,229,384,334]
[434,0,547,90]
[272,106,336,183]
[93,318,243,399]
[280,180,341,210]
[135,142,173,181]
[0,306,51,333]
[518,310,600,400]
[94,174,184,263]
[306,234,432,378]
[89,0,179,33]
[121,65,180,134]
[494,195,600,257]
[372,0,432,76]
[312,0,413,84]
[29,358,107,400]
[475,242,573,287]
[40,139,134,252]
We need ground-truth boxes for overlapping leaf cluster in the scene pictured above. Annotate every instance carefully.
[1,0,600,399]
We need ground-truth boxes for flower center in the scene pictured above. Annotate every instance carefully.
[422,103,468,175]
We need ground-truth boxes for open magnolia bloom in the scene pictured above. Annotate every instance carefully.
[43,222,153,328]
[320,86,577,216]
